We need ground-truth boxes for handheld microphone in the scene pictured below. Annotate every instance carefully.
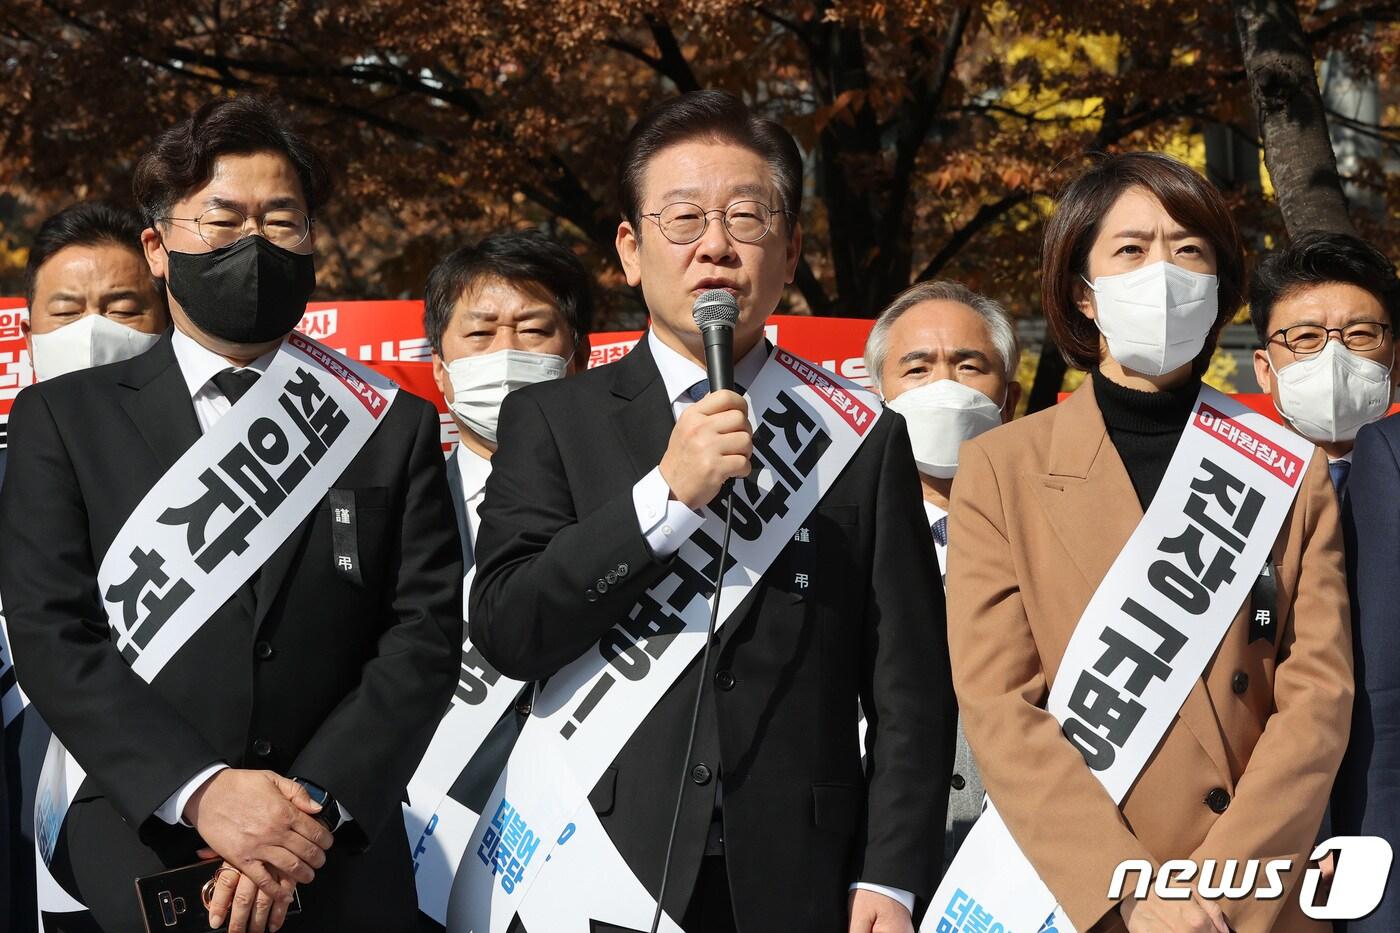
[691,288,740,394]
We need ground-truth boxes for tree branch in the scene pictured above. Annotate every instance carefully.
[793,255,835,315]
[914,192,1029,282]
[1306,3,1400,45]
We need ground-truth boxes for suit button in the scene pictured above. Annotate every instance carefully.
[1231,671,1249,694]
[253,739,273,758]
[597,579,609,594]
[951,774,966,791]
[618,563,629,577]
[605,571,618,585]
[515,700,533,717]
[1205,787,1230,813]
[585,589,597,602]
[255,641,274,660]
[714,670,735,691]
[691,764,712,785]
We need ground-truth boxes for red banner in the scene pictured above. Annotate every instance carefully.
[2,299,1390,453]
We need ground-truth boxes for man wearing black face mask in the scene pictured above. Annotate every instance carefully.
[0,97,461,933]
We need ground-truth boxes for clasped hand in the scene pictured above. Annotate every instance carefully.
[184,769,333,933]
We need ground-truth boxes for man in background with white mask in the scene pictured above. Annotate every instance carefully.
[410,229,591,928]
[1262,232,1400,932]
[426,229,592,559]
[21,201,168,387]
[5,200,169,931]
[863,279,1018,880]
[1251,231,1400,497]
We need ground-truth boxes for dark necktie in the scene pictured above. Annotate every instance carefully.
[210,367,262,616]
[1329,459,1351,500]
[932,516,948,547]
[211,368,260,405]
[686,379,747,403]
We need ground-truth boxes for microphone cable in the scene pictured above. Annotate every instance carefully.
[650,484,736,933]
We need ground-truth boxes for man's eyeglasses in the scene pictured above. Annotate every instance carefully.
[1268,321,1392,355]
[642,200,791,245]
[158,207,313,250]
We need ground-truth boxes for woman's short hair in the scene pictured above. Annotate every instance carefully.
[1041,152,1245,371]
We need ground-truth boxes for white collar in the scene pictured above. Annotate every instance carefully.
[171,325,278,398]
[454,442,493,499]
[1329,450,1353,465]
[922,499,947,528]
[646,329,771,404]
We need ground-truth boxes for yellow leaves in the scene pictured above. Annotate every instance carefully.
[1202,350,1239,394]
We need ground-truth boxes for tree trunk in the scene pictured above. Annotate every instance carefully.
[1232,0,1356,237]
[1026,341,1068,414]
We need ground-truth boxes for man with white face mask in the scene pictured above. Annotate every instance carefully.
[1251,232,1400,496]
[426,229,592,558]
[21,201,169,388]
[1259,233,1400,932]
[4,200,169,931]
[863,280,1019,879]
[411,229,591,927]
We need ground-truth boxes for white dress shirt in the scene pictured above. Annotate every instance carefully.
[454,441,493,553]
[632,331,915,915]
[155,328,350,828]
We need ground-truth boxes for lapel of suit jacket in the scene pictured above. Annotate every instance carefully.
[609,336,675,484]
[608,336,771,651]
[117,332,202,474]
[1032,378,1232,785]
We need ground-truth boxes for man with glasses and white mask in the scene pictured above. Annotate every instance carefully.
[1252,232,1400,932]
[863,280,1019,880]
[1251,231,1400,498]
[0,97,461,933]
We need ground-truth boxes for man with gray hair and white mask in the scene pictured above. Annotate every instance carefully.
[863,279,1020,872]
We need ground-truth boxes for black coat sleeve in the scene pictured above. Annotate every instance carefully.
[856,413,956,898]
[0,388,221,827]
[289,398,462,847]
[469,388,674,681]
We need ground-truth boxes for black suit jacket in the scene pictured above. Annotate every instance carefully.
[470,338,955,933]
[0,334,461,933]
[1335,416,1400,931]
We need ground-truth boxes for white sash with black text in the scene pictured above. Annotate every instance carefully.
[922,386,1313,933]
[444,348,880,933]
[31,333,398,922]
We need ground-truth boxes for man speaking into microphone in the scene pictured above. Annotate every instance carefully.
[467,91,955,933]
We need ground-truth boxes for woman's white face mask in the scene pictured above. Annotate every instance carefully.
[446,347,569,443]
[1083,260,1219,376]
[30,314,161,381]
[886,379,1005,478]
[1269,339,1395,444]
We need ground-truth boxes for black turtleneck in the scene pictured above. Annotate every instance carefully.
[1091,367,1201,510]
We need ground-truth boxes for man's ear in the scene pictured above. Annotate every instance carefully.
[569,331,592,375]
[432,351,453,405]
[142,227,168,281]
[1003,379,1023,422]
[784,219,802,285]
[20,318,32,364]
[1253,347,1275,395]
[616,219,643,288]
